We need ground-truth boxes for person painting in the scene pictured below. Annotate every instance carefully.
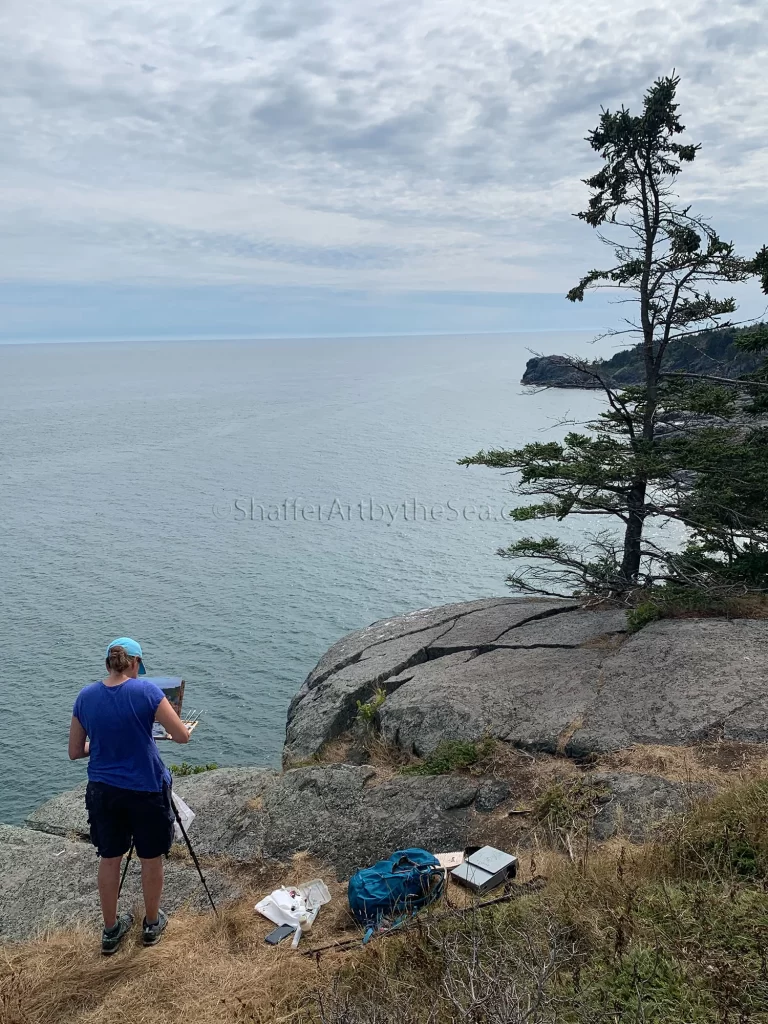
[68,637,190,954]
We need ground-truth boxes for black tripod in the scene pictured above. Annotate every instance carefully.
[118,800,218,916]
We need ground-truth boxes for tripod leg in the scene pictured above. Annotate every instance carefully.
[118,844,134,898]
[172,803,218,916]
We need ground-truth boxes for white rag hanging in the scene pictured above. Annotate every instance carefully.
[171,792,196,841]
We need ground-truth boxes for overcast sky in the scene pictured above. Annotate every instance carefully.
[1,0,766,340]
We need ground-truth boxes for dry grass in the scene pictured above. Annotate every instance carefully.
[1,902,324,1024]
[0,822,579,1024]
[556,716,584,755]
[0,878,569,1024]
[578,632,627,651]
[313,736,355,765]
[0,853,359,1024]
[471,742,581,786]
[598,741,768,785]
[358,734,414,773]
[291,736,768,859]
[316,734,768,796]
[314,733,415,775]
[10,744,768,1024]
[7,780,768,1024]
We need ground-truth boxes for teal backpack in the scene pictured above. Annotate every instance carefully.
[347,848,445,941]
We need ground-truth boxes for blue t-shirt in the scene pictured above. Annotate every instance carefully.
[73,678,170,792]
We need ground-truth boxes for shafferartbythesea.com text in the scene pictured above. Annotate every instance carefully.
[212,497,516,525]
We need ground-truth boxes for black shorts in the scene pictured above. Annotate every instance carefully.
[85,781,175,859]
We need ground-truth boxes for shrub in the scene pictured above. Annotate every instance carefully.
[627,601,663,632]
[532,776,610,849]
[626,584,768,633]
[571,945,715,1023]
[400,738,494,777]
[356,688,387,725]
[662,779,768,879]
[169,761,218,777]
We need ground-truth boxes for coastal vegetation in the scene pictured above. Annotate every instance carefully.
[462,75,768,610]
[5,778,768,1023]
[169,762,219,777]
[399,738,495,777]
[355,688,387,726]
[317,782,768,1024]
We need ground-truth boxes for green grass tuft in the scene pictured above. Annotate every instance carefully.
[399,738,495,776]
[627,600,663,632]
[533,776,611,836]
[356,688,387,725]
[168,761,219,776]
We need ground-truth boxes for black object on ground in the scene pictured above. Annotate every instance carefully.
[265,923,297,945]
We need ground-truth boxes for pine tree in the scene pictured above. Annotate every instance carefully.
[461,76,766,599]
[664,302,768,595]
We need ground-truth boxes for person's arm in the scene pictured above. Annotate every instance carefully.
[154,697,190,743]
[68,716,90,760]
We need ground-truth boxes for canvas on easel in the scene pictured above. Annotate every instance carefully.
[146,677,200,738]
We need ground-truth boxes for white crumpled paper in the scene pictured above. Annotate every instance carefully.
[255,888,308,928]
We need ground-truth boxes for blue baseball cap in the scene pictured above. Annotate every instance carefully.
[106,636,146,675]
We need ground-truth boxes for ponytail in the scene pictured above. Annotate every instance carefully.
[105,645,134,674]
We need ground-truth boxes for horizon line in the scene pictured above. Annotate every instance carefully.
[0,326,612,347]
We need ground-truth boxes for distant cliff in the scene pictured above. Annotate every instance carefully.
[522,324,765,388]
[521,354,601,388]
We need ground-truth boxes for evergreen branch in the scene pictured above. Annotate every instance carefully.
[659,372,768,390]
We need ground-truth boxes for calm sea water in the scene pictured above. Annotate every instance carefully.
[0,333,606,824]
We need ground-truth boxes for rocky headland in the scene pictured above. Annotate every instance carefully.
[3,596,768,941]
[521,323,765,389]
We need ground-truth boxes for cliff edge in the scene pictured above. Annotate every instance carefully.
[4,597,768,942]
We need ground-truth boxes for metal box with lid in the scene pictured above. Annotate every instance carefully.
[450,845,518,894]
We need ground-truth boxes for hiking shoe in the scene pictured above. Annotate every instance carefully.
[142,909,168,947]
[101,912,134,955]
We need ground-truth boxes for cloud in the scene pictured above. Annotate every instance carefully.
[0,0,765,314]
[702,16,766,52]
[244,0,332,41]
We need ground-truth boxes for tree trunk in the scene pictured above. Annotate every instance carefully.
[623,155,658,588]
[621,480,647,582]
[620,383,654,583]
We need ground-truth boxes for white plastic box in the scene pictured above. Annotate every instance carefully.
[450,846,518,894]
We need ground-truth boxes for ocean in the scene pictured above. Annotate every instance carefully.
[0,333,606,824]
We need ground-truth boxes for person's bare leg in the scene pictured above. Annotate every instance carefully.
[140,857,164,923]
[97,857,123,929]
